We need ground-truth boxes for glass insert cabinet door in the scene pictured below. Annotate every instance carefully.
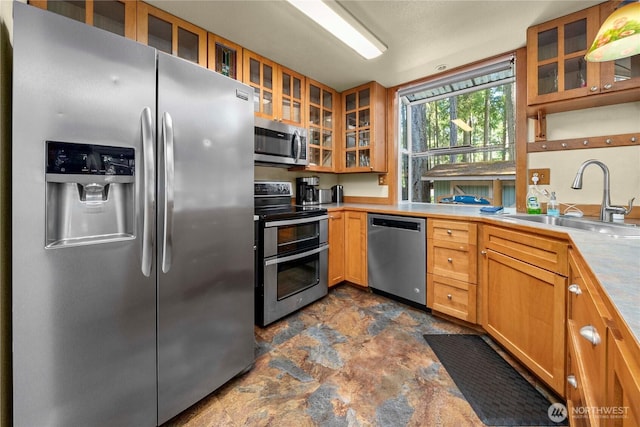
[244,51,275,119]
[344,88,371,169]
[136,2,207,66]
[30,0,136,39]
[280,68,305,126]
[307,80,336,171]
[207,34,243,80]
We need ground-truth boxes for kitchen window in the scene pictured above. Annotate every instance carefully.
[398,56,516,204]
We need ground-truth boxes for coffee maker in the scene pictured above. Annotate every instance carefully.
[296,176,320,206]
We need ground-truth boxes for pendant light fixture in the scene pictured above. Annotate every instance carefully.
[286,0,387,60]
[585,1,640,62]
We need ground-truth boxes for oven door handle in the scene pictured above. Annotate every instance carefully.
[265,214,328,228]
[264,244,328,266]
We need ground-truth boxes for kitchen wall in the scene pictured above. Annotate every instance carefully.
[527,102,640,208]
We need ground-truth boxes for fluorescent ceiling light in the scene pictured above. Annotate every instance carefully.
[286,0,387,60]
[452,119,472,132]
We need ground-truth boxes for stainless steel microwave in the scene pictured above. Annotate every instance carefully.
[254,117,308,167]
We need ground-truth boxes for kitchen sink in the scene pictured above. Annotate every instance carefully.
[503,215,640,239]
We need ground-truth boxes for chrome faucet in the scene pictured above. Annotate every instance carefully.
[571,159,635,222]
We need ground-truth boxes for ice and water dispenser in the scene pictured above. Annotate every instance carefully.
[45,141,135,247]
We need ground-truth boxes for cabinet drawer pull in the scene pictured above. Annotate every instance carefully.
[579,325,601,346]
[447,294,452,300]
[481,250,487,256]
[446,229,452,235]
[447,257,453,263]
[568,284,582,295]
[603,83,612,90]
[567,375,578,389]
[590,86,598,92]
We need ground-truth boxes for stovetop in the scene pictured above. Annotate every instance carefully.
[254,204,327,221]
[254,181,326,222]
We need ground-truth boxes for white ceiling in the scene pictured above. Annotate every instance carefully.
[147,0,602,92]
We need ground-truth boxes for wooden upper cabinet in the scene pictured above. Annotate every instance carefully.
[243,50,305,126]
[306,79,339,171]
[136,2,207,67]
[527,6,599,105]
[207,34,243,80]
[30,0,136,39]
[340,81,387,173]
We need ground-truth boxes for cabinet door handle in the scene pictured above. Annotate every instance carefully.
[579,325,601,346]
[481,250,487,256]
[568,284,582,295]
[567,375,578,389]
[590,86,599,92]
[447,257,453,263]
[603,83,612,90]
[447,294,452,300]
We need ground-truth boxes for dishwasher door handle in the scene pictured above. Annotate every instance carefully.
[370,217,421,232]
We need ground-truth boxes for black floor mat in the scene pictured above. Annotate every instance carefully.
[424,334,567,426]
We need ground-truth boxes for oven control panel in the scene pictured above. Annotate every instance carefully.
[254,181,292,197]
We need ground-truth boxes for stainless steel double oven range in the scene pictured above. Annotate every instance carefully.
[254,181,329,326]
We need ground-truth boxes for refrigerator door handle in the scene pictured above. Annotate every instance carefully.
[141,107,155,277]
[161,112,175,273]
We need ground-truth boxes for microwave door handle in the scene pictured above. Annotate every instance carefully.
[161,112,175,274]
[293,130,302,164]
[140,107,155,277]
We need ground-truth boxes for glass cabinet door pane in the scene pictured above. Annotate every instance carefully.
[322,151,332,168]
[282,99,291,121]
[565,57,586,90]
[252,87,260,113]
[148,15,172,54]
[538,63,558,95]
[48,0,85,23]
[293,77,301,99]
[358,130,370,147]
[177,27,199,63]
[358,89,370,108]
[614,54,640,82]
[322,130,332,147]
[309,106,320,126]
[309,147,320,166]
[263,91,273,115]
[282,73,291,96]
[346,132,356,148]
[323,110,332,128]
[345,93,356,111]
[346,112,356,130]
[263,64,273,90]
[309,85,321,105]
[293,101,301,123]
[346,152,356,168]
[94,1,125,36]
[309,128,320,146]
[249,58,260,85]
[215,43,237,78]
[323,91,332,109]
[564,19,587,55]
[359,109,370,127]
[358,150,370,167]
[538,27,558,61]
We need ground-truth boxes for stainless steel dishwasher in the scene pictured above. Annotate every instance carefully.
[367,214,427,308]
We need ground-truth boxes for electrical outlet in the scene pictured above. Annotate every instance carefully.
[378,174,387,185]
[528,168,550,185]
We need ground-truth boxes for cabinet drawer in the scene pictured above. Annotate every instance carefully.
[429,219,477,245]
[483,225,568,275]
[430,242,476,284]
[428,275,477,323]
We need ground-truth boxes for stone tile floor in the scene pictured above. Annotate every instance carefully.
[165,285,559,427]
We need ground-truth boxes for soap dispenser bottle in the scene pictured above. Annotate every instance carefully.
[526,185,541,214]
[547,191,560,217]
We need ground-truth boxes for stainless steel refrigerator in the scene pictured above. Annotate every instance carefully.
[12,3,255,426]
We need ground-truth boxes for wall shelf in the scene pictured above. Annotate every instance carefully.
[527,132,639,153]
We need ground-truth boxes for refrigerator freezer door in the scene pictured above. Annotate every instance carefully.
[12,4,157,426]
[156,53,255,424]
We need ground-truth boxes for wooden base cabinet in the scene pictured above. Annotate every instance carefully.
[328,211,345,287]
[481,226,567,396]
[607,332,640,427]
[344,211,367,286]
[427,219,478,323]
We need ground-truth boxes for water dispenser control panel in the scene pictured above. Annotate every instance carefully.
[47,141,134,176]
